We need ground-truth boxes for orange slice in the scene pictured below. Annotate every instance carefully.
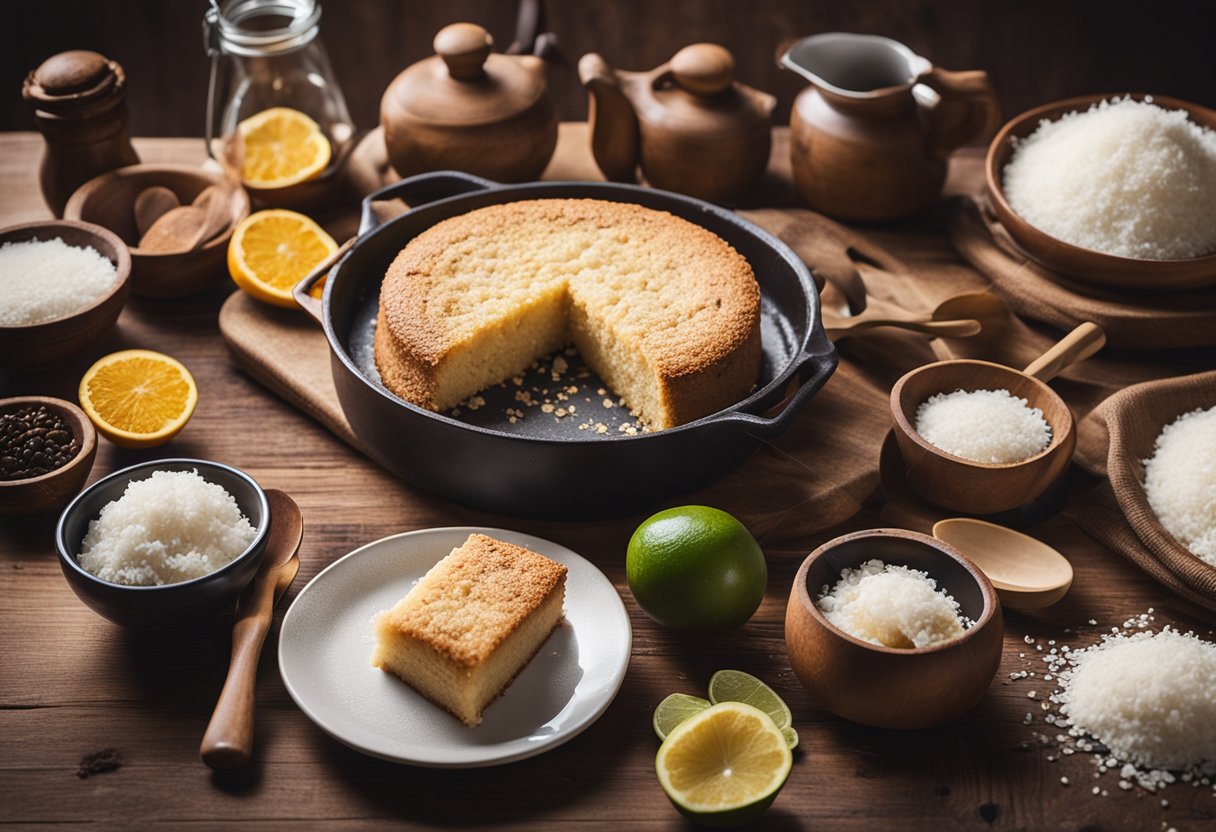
[236,107,331,189]
[79,350,198,448]
[227,209,338,308]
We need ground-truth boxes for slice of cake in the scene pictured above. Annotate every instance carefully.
[371,533,567,726]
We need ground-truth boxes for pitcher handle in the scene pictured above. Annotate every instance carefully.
[919,68,1002,157]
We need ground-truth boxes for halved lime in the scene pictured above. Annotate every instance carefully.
[653,692,712,740]
[707,669,793,731]
[656,701,793,828]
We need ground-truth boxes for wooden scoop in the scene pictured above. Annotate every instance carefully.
[137,205,207,253]
[133,186,180,237]
[933,518,1073,610]
[200,489,303,770]
[190,185,238,250]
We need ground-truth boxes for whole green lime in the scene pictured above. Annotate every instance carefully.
[626,506,767,631]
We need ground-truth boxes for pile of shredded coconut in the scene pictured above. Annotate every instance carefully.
[915,388,1052,464]
[1003,97,1216,260]
[816,559,971,649]
[79,469,257,586]
[1143,405,1216,565]
[0,237,117,326]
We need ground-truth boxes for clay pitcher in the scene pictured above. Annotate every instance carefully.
[580,44,776,203]
[781,33,1001,222]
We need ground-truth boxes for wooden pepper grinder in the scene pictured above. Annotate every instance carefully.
[22,50,140,217]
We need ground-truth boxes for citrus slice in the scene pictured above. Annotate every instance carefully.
[656,701,793,827]
[227,209,338,308]
[79,350,198,448]
[653,693,711,740]
[708,669,793,732]
[236,107,331,189]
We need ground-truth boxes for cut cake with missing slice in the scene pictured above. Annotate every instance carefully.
[371,533,567,726]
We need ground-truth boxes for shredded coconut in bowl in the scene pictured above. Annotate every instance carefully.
[816,559,972,649]
[915,388,1052,464]
[1142,404,1216,565]
[79,469,258,586]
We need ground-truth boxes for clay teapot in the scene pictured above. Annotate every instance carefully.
[579,44,775,203]
[780,33,1001,222]
[380,22,557,182]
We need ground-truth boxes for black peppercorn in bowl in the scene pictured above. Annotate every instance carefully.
[0,396,97,515]
[54,458,270,628]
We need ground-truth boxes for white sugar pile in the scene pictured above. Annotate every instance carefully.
[816,559,971,649]
[1143,405,1216,565]
[1060,628,1216,776]
[0,237,117,326]
[1003,97,1216,260]
[915,388,1052,463]
[80,469,257,586]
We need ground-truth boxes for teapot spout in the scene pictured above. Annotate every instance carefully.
[578,53,640,183]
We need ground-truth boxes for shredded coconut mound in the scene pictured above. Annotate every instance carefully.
[1143,405,1216,564]
[1060,628,1216,772]
[915,388,1052,463]
[0,237,117,326]
[816,559,970,649]
[80,469,258,586]
[1003,97,1216,260]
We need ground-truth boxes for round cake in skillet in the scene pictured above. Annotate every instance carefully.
[373,198,761,430]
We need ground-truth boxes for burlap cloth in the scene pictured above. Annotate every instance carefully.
[947,195,1216,350]
[1070,370,1216,614]
[221,127,1216,593]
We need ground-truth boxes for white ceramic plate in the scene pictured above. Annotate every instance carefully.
[278,526,632,767]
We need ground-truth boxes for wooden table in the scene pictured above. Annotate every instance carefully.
[1,129,1211,831]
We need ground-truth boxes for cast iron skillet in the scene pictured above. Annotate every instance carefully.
[293,171,836,518]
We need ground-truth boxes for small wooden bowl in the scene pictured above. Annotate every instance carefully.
[0,220,131,369]
[785,528,1004,729]
[64,164,250,298]
[0,397,97,515]
[890,359,1076,515]
[986,93,1216,292]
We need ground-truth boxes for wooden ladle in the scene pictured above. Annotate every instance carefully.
[932,518,1073,610]
[200,489,303,770]
[890,322,1106,514]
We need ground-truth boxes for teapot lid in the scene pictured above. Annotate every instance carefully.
[383,23,547,125]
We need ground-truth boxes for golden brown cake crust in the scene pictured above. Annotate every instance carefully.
[373,198,761,427]
[378,533,568,668]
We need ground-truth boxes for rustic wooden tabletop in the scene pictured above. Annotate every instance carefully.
[1,128,1212,831]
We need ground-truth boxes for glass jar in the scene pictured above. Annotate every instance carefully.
[203,0,353,205]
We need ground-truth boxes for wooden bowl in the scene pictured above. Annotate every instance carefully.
[64,164,250,298]
[890,359,1076,515]
[986,93,1216,291]
[0,397,97,515]
[54,458,270,628]
[0,220,131,369]
[785,528,1004,729]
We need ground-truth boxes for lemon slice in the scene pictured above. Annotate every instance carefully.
[656,701,793,827]
[237,107,331,189]
[79,350,198,448]
[227,209,338,308]
[653,693,711,740]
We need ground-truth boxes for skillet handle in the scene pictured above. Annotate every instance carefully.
[291,237,355,326]
[358,171,498,234]
[713,340,838,439]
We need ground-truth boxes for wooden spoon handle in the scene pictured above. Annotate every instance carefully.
[825,316,981,339]
[1022,322,1106,382]
[199,588,275,769]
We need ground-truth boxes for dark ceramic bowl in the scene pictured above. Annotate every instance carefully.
[785,528,1004,729]
[0,396,97,516]
[54,458,270,628]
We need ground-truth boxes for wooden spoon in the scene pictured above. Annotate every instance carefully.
[190,185,237,250]
[823,290,985,340]
[137,204,207,253]
[200,489,303,770]
[933,518,1073,610]
[132,186,180,237]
